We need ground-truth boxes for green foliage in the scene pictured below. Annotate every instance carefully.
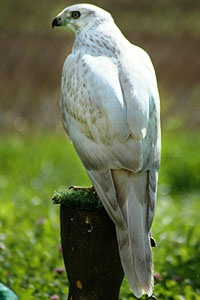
[53,188,103,211]
[160,130,200,193]
[0,130,200,299]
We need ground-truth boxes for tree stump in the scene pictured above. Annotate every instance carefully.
[53,188,124,300]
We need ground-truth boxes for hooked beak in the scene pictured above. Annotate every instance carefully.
[52,17,62,29]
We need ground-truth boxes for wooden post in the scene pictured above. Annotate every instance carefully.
[53,188,124,300]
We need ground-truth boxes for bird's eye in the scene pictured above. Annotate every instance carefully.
[71,11,81,19]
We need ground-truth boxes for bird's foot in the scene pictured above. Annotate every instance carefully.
[69,185,94,190]
[145,295,157,300]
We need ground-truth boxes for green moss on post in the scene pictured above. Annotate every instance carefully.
[52,188,103,210]
[53,187,124,300]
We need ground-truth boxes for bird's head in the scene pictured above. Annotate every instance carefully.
[52,4,113,35]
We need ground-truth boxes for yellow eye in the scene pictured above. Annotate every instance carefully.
[71,11,81,19]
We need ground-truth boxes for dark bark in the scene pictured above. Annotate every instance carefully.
[60,196,124,300]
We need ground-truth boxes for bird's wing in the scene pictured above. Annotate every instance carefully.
[109,45,160,296]
[61,53,130,142]
[80,54,130,142]
[119,45,160,142]
[60,52,141,171]
[87,46,160,297]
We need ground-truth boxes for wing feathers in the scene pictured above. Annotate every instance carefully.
[112,170,154,297]
[87,169,155,297]
[86,169,127,230]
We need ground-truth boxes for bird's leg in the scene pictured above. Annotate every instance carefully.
[69,185,95,190]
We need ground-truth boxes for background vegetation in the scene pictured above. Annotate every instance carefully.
[0,130,200,299]
[0,0,200,299]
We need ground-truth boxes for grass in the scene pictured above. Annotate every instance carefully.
[0,129,200,299]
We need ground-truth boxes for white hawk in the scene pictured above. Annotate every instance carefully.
[52,4,161,298]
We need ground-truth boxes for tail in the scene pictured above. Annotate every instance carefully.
[112,170,156,298]
[86,169,157,298]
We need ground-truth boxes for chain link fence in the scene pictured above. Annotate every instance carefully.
[0,0,199,131]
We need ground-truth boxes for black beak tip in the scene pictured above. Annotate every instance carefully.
[52,17,58,29]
